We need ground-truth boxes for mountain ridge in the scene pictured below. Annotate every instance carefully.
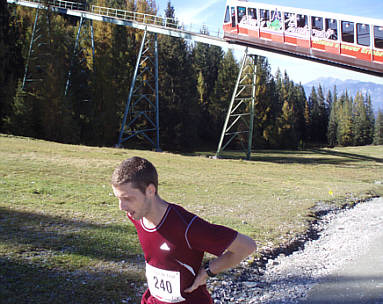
[302,78,383,112]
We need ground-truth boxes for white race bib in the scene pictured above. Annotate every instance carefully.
[146,263,186,303]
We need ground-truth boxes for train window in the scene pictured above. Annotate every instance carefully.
[325,18,338,40]
[237,7,246,24]
[357,24,370,46]
[312,16,323,31]
[271,10,282,30]
[284,13,308,35]
[284,12,295,30]
[374,26,383,49]
[297,14,308,29]
[248,8,257,20]
[260,9,270,27]
[342,21,354,43]
[224,6,230,23]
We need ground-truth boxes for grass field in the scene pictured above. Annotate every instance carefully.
[0,134,382,303]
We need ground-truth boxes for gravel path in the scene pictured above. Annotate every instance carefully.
[209,197,383,304]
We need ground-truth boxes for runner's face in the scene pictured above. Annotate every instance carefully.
[112,182,151,220]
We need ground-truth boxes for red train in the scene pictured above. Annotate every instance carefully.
[223,0,383,76]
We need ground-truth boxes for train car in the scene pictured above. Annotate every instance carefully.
[223,0,383,76]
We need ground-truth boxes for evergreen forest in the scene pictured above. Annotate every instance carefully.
[1,0,383,151]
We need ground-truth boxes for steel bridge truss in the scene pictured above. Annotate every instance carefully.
[10,0,262,158]
[65,14,95,96]
[22,7,49,91]
[216,48,257,160]
[117,29,160,151]
[21,1,95,97]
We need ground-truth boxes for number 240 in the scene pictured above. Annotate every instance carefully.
[153,276,173,294]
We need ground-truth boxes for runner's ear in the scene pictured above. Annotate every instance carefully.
[146,183,156,196]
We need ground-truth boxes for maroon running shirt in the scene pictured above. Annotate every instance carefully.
[128,203,238,304]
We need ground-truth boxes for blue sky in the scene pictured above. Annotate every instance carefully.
[155,0,383,85]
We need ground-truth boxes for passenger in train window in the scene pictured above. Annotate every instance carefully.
[311,16,324,38]
[326,19,338,40]
[297,14,308,29]
[231,7,236,27]
[248,8,257,20]
[237,6,246,24]
[284,12,295,32]
[260,9,269,27]
[242,8,258,27]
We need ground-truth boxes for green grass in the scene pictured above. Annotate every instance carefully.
[0,134,382,303]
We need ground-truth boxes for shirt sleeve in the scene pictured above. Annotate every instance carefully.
[186,216,238,256]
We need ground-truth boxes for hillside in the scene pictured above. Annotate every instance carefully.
[0,134,382,302]
[303,77,383,111]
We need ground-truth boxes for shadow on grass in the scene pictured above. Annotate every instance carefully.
[205,149,383,165]
[312,149,383,163]
[0,257,141,304]
[0,207,143,263]
[0,207,145,303]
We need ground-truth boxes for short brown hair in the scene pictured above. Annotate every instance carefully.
[111,157,158,194]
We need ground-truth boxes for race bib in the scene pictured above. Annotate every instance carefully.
[146,263,186,303]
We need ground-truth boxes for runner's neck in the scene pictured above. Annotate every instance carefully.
[143,198,169,229]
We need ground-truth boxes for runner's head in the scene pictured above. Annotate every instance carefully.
[111,156,158,195]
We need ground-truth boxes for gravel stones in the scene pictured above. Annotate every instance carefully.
[208,198,383,304]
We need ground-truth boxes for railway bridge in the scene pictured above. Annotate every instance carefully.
[6,0,382,158]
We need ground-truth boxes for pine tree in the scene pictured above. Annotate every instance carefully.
[352,92,369,146]
[89,0,153,146]
[337,93,353,146]
[303,97,311,144]
[326,89,333,109]
[275,72,298,148]
[3,81,35,136]
[365,94,375,144]
[374,109,383,145]
[252,56,276,148]
[308,86,318,143]
[327,99,338,147]
[332,85,338,105]
[308,85,328,145]
[277,100,297,148]
[327,85,339,146]
[157,2,199,150]
[295,83,307,147]
[4,7,73,140]
[0,2,24,131]
[192,40,222,109]
[192,39,224,144]
[274,68,283,112]
[196,71,206,106]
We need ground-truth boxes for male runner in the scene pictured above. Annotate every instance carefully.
[111,156,257,304]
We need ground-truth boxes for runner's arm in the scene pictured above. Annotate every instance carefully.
[184,232,256,293]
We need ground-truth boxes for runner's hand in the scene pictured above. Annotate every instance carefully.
[184,268,208,293]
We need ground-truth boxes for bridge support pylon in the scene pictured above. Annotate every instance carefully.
[215,48,256,160]
[22,6,49,92]
[65,13,95,96]
[117,29,160,151]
